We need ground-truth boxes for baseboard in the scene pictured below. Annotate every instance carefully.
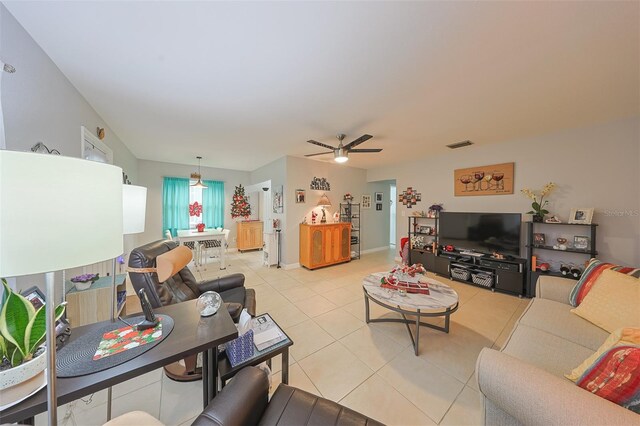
[361,246,392,255]
[283,263,300,270]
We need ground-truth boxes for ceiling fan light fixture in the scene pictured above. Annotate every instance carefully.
[334,148,348,163]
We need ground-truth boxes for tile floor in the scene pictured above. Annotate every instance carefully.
[36,248,528,426]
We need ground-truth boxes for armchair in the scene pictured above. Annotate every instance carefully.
[128,239,256,381]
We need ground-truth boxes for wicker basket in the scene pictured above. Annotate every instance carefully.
[451,267,471,281]
[472,272,493,288]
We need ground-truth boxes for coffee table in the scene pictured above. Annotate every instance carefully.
[363,273,459,355]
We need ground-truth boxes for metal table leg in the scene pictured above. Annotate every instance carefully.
[202,350,209,409]
[282,349,290,384]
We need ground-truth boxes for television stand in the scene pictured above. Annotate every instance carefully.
[459,251,485,257]
[427,251,526,297]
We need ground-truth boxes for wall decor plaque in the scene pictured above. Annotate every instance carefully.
[454,162,514,196]
[310,177,330,191]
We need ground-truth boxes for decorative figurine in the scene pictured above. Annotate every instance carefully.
[311,210,318,224]
[545,215,562,224]
[554,237,568,250]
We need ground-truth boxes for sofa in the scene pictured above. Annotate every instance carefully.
[476,275,638,425]
[105,367,383,426]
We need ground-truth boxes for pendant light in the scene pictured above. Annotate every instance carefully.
[191,156,208,188]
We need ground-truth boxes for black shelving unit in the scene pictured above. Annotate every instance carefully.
[407,214,438,268]
[340,203,360,260]
[525,221,598,296]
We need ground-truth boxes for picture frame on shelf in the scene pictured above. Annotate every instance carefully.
[375,192,383,202]
[362,194,372,209]
[573,236,590,250]
[568,208,594,224]
[375,203,382,211]
[533,233,546,246]
[420,225,433,235]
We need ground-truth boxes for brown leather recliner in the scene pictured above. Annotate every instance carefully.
[192,367,384,426]
[128,239,256,381]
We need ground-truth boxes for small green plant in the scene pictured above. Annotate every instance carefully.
[521,182,556,218]
[0,279,65,367]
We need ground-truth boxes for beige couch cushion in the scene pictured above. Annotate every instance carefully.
[570,269,640,333]
[103,411,164,426]
[518,298,609,351]
[502,324,595,378]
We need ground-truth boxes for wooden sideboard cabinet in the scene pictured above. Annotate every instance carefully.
[299,223,351,269]
[237,220,264,252]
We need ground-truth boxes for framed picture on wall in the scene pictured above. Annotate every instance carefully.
[273,185,284,213]
[376,203,382,211]
[295,189,305,203]
[362,194,372,209]
[375,192,383,202]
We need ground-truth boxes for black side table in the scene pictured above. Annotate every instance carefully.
[218,314,293,389]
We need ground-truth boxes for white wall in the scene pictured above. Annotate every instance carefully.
[368,117,640,266]
[0,4,139,294]
[136,159,251,248]
[0,4,138,181]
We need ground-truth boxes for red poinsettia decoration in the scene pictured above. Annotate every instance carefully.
[189,201,202,217]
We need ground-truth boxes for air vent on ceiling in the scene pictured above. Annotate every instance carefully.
[446,140,474,149]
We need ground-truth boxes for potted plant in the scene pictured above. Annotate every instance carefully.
[521,183,556,222]
[70,273,100,291]
[0,279,65,399]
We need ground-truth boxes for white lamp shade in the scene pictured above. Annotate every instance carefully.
[123,184,147,235]
[0,151,123,277]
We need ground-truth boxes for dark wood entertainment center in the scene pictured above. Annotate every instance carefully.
[408,215,527,297]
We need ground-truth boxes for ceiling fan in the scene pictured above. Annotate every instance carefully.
[305,133,382,163]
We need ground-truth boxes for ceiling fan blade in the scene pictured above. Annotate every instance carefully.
[343,134,373,150]
[307,140,336,150]
[349,148,383,153]
[304,151,333,157]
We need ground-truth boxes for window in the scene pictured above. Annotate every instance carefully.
[163,177,224,237]
[189,181,204,229]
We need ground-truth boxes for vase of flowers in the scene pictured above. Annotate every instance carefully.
[343,193,353,204]
[521,183,556,222]
[70,273,100,291]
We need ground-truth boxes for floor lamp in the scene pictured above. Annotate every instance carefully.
[0,151,124,425]
[106,184,146,420]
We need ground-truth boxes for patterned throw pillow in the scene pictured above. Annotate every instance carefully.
[570,269,640,333]
[569,258,640,307]
[566,327,640,413]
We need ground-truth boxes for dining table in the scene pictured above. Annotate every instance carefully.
[177,229,226,269]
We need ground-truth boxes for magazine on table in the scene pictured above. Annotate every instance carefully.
[251,313,286,351]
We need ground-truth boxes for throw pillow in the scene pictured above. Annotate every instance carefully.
[569,258,640,307]
[566,327,640,413]
[570,269,640,332]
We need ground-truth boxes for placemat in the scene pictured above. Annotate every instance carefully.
[56,315,174,377]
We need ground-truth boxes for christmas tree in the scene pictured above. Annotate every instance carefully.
[231,184,251,219]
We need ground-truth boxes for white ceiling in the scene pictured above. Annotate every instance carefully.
[5,1,639,171]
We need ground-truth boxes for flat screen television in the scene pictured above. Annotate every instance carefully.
[439,212,521,257]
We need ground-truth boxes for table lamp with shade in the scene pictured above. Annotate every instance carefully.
[317,193,332,223]
[0,151,123,425]
[105,184,146,421]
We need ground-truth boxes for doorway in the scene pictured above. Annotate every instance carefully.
[389,183,396,246]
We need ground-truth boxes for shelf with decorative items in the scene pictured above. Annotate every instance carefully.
[525,221,598,297]
[340,202,361,260]
[407,209,440,270]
